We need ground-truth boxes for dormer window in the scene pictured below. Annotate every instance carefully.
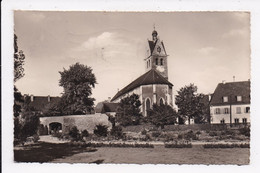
[236,96,242,102]
[223,96,228,103]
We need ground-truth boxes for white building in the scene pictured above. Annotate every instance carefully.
[210,81,250,124]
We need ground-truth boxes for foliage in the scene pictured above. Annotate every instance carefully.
[175,84,208,124]
[184,130,198,140]
[14,96,40,144]
[14,34,25,82]
[110,126,124,139]
[69,126,81,141]
[38,124,49,135]
[151,131,161,138]
[115,94,142,126]
[141,129,147,135]
[94,124,108,137]
[147,104,178,129]
[239,126,250,137]
[81,130,89,138]
[58,63,97,115]
[203,143,249,148]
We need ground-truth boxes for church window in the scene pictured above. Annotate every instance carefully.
[147,61,149,68]
[155,58,158,65]
[160,58,163,65]
[145,98,151,117]
[159,98,165,105]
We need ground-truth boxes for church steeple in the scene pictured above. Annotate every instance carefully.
[145,28,169,80]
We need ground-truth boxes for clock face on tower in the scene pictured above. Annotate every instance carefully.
[157,46,161,53]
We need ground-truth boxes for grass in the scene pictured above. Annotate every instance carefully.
[52,145,250,164]
[14,142,97,163]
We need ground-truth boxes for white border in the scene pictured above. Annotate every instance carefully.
[2,0,260,173]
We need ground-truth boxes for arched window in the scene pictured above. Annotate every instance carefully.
[159,98,165,106]
[145,98,151,117]
[149,59,151,67]
[160,58,163,65]
[147,61,149,68]
[155,58,158,65]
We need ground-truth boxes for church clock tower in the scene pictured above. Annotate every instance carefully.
[145,29,168,79]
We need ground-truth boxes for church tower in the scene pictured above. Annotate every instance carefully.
[145,29,168,79]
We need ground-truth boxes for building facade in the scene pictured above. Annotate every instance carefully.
[210,81,250,124]
[110,29,173,117]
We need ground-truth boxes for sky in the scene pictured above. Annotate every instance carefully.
[14,11,250,105]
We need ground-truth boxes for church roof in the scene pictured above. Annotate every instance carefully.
[210,81,250,106]
[111,69,173,102]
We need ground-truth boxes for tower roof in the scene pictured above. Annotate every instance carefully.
[111,69,173,102]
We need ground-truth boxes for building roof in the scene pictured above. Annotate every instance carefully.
[95,102,119,113]
[210,81,250,106]
[26,96,61,111]
[111,69,173,102]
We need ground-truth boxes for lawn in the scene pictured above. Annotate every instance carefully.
[14,142,249,164]
[14,142,97,163]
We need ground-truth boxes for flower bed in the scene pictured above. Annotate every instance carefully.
[164,141,192,148]
[203,143,249,148]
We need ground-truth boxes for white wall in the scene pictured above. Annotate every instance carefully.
[210,104,250,124]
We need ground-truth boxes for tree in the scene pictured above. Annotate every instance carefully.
[175,84,207,124]
[14,96,40,143]
[14,34,25,82]
[147,104,178,129]
[59,63,97,115]
[115,94,142,126]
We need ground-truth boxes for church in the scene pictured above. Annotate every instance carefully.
[110,29,174,117]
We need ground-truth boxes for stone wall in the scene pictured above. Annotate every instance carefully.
[40,113,112,134]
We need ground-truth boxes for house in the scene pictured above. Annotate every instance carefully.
[110,29,174,117]
[23,94,60,114]
[95,102,120,116]
[209,81,250,124]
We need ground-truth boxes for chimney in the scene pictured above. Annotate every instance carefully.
[48,95,51,102]
[233,76,235,82]
[222,80,226,84]
[30,95,34,102]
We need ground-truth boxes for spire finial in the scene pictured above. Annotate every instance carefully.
[153,23,155,31]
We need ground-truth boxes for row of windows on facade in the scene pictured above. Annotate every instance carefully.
[214,106,250,114]
[220,118,248,124]
[222,95,244,102]
[147,58,164,68]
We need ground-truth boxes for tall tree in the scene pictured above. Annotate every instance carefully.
[175,84,207,124]
[147,104,178,129]
[115,94,142,126]
[59,63,97,114]
[14,34,25,82]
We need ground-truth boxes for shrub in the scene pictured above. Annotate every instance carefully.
[151,131,161,138]
[81,130,89,138]
[178,134,183,139]
[94,124,108,137]
[32,134,40,142]
[239,126,250,137]
[69,126,81,141]
[184,130,198,140]
[203,143,250,148]
[165,141,192,148]
[110,126,124,139]
[209,131,218,137]
[141,129,147,135]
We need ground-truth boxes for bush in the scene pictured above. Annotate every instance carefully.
[110,126,124,139]
[165,141,192,148]
[239,126,250,137]
[209,131,218,137]
[184,130,198,140]
[69,126,81,141]
[94,124,108,137]
[151,131,161,138]
[81,130,89,138]
[203,143,250,148]
[141,129,147,135]
[32,134,40,142]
